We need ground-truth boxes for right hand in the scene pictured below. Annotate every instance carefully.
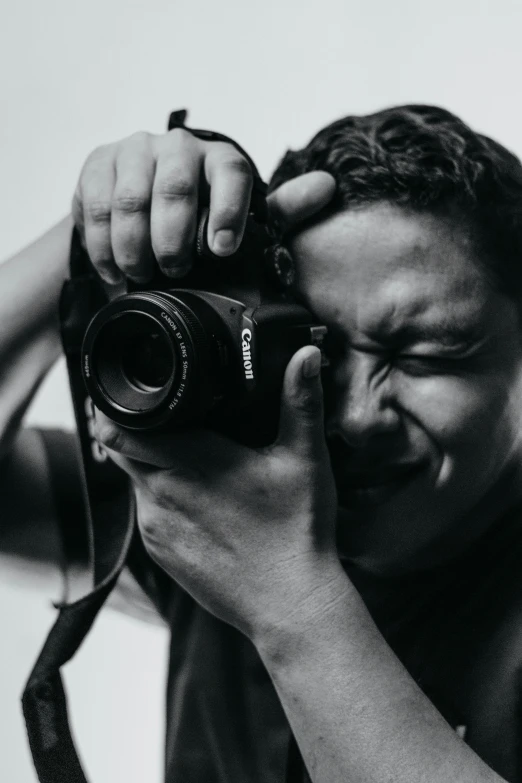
[72,127,336,284]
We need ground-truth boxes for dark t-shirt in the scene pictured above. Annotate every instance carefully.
[40,428,522,783]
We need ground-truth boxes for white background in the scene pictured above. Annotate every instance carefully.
[2,0,522,780]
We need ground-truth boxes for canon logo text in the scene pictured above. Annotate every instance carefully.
[241,328,254,380]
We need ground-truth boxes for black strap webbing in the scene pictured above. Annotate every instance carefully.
[38,429,89,577]
[21,230,135,783]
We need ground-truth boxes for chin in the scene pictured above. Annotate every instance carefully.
[335,502,442,578]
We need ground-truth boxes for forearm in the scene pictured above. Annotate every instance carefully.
[255,564,503,783]
[0,215,73,455]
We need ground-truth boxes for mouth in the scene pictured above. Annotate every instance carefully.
[334,462,427,508]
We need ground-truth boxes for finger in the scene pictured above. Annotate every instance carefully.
[150,129,200,277]
[77,145,122,284]
[204,144,253,256]
[111,132,156,282]
[99,447,148,485]
[93,409,246,470]
[71,190,88,249]
[276,345,326,459]
[93,409,173,467]
[267,171,336,234]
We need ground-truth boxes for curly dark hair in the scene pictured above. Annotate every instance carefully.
[268,105,522,301]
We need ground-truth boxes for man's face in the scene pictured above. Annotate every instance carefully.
[291,202,522,576]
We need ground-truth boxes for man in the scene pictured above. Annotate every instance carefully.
[0,103,520,782]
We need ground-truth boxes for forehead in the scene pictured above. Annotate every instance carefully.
[290,203,496,337]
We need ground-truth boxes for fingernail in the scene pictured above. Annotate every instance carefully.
[302,350,321,379]
[212,229,238,255]
[163,264,192,279]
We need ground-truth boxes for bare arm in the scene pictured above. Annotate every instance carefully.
[0,216,72,458]
[0,218,74,576]
[257,566,503,783]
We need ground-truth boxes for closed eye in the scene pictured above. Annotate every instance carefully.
[394,353,466,376]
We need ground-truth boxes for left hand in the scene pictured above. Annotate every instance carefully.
[94,345,340,639]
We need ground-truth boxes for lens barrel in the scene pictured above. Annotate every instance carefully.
[82,291,224,429]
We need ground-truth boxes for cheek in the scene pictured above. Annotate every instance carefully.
[395,374,515,451]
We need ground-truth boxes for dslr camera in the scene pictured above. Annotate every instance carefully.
[80,209,327,447]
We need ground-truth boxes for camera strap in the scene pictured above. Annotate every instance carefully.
[22,227,136,783]
[21,117,304,783]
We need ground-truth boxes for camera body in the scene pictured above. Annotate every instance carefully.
[81,211,326,447]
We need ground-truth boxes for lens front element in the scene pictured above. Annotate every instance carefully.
[121,327,175,392]
[82,292,213,429]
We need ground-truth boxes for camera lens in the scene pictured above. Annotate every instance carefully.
[88,310,177,416]
[121,331,174,391]
[82,291,228,430]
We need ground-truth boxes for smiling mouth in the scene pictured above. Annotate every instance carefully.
[335,463,427,508]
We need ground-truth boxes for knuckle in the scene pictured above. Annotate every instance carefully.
[213,151,252,179]
[71,190,84,224]
[84,143,112,167]
[137,504,162,549]
[84,199,112,224]
[112,189,151,215]
[153,235,183,259]
[95,420,123,451]
[224,154,253,178]
[152,239,185,265]
[292,388,321,417]
[166,127,195,146]
[154,168,197,200]
[127,130,151,146]
[143,472,173,510]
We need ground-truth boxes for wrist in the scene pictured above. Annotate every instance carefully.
[251,556,358,661]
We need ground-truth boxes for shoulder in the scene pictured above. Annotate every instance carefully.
[0,428,72,594]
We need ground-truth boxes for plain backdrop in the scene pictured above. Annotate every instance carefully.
[2,0,522,780]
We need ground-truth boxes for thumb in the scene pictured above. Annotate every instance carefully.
[267,171,336,234]
[276,346,326,457]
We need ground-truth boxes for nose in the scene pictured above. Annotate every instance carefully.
[326,350,401,447]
